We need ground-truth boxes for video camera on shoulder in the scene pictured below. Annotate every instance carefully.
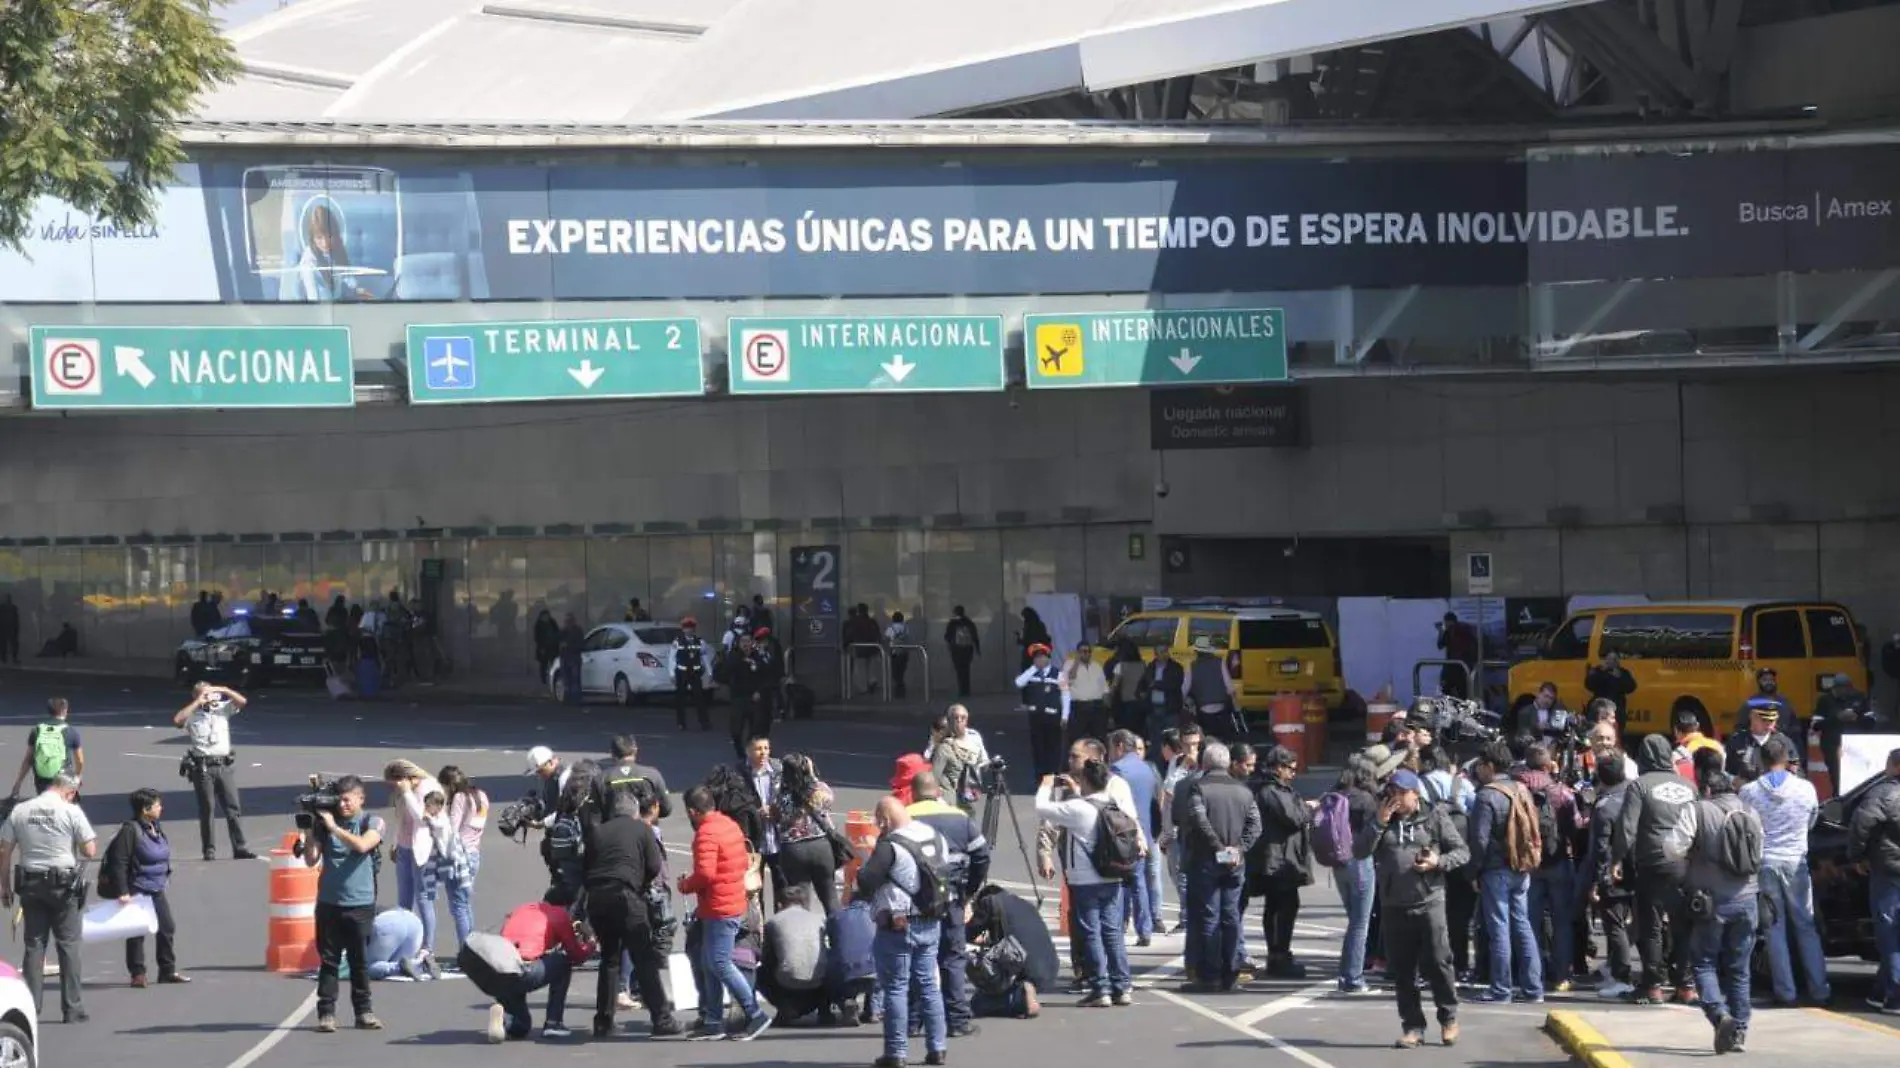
[294,774,346,832]
[494,792,547,840]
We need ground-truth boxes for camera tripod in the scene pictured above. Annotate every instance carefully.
[979,764,1047,909]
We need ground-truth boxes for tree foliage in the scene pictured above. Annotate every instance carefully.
[0,0,237,249]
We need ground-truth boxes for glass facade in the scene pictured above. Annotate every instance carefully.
[0,523,1155,694]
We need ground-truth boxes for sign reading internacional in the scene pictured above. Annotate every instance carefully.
[405,317,703,404]
[1024,308,1287,389]
[28,325,354,411]
[726,315,1006,395]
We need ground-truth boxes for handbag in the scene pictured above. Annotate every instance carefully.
[816,811,854,869]
[744,849,765,895]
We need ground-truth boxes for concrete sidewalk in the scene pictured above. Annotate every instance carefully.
[1546,1006,1900,1068]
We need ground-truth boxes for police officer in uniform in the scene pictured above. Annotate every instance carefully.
[673,618,711,731]
[0,772,96,1021]
[173,681,257,861]
[1014,644,1068,779]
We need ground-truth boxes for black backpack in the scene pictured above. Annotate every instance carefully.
[1528,784,1564,864]
[1421,776,1470,861]
[1087,798,1144,879]
[888,832,953,920]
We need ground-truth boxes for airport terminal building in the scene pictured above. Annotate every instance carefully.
[2,0,1899,694]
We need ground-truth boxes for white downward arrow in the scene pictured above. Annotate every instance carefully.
[1169,348,1202,375]
[881,354,915,383]
[568,359,605,389]
[114,345,156,388]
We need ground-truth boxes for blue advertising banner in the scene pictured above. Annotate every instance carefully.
[0,147,1894,304]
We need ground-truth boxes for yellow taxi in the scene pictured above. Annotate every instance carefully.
[1096,606,1345,717]
[1506,599,1869,735]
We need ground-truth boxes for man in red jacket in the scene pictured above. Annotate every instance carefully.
[679,785,774,1043]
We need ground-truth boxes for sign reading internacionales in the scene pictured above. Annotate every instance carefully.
[405,317,703,405]
[1024,308,1287,389]
[726,315,1006,395]
[27,325,354,410]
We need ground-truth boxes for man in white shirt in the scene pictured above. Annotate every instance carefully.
[1739,737,1831,1006]
[1065,644,1111,747]
[173,682,256,861]
[1035,739,1149,992]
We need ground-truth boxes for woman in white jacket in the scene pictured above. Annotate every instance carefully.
[384,759,448,972]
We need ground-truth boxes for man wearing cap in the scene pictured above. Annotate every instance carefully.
[1724,701,1798,783]
[1015,645,1069,779]
[1732,668,1798,735]
[1064,644,1111,747]
[1357,767,1468,1048]
[673,618,711,732]
[1813,673,1872,791]
[1185,637,1240,743]
[526,747,570,825]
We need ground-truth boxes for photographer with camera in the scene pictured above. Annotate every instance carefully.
[583,778,680,1039]
[1356,768,1469,1049]
[300,776,386,1033]
[172,682,256,861]
[0,771,95,1022]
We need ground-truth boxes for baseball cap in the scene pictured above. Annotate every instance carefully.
[1388,769,1423,793]
[524,745,555,774]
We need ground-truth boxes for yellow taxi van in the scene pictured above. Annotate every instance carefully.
[1096,605,1346,717]
[1506,600,1869,735]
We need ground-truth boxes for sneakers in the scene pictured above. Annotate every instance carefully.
[1112,991,1134,1007]
[355,1015,384,1031]
[1441,1021,1460,1047]
[1136,934,1153,948]
[158,973,191,985]
[486,1005,506,1044]
[733,1012,774,1042]
[1635,987,1668,1005]
[617,991,639,1011]
[1474,990,1513,1004]
[948,1023,982,1038]
[1266,958,1308,980]
[1079,992,1112,1008]
[1554,980,1574,993]
[424,953,443,981]
[1234,969,1256,986]
[686,1024,726,1042]
[399,956,421,981]
[130,975,148,989]
[1714,1014,1740,1055]
[649,1018,685,1037]
[1395,1032,1424,1050]
[1597,981,1635,1000]
[316,1016,338,1034]
[925,1052,949,1066]
[543,1022,572,1039]
[233,849,259,860]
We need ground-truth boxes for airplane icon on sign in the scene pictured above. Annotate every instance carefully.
[422,336,476,390]
[1041,344,1069,372]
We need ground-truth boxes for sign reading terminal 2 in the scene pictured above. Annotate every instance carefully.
[28,325,355,410]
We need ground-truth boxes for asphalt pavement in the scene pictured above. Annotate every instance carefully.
[0,663,1882,1068]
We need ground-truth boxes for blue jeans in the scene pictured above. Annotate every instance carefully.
[1481,868,1543,999]
[1759,858,1830,1003]
[1692,900,1756,1031]
[392,847,439,955]
[876,919,945,1061]
[1528,861,1577,981]
[695,916,762,1028]
[500,949,573,1035]
[365,910,423,980]
[1072,881,1131,997]
[1185,862,1243,985]
[1145,846,1165,930]
[447,850,480,949]
[1334,857,1374,990]
[1874,873,1900,1007]
[1125,859,1156,940]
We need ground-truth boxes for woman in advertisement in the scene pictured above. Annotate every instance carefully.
[297,201,372,302]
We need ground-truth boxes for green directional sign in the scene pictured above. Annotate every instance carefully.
[726,315,1006,395]
[27,325,354,411]
[405,317,703,405]
[1022,308,1288,389]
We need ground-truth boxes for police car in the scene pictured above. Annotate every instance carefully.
[0,960,38,1066]
[174,609,328,688]
[547,622,686,705]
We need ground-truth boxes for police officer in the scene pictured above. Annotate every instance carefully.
[0,772,96,1021]
[907,769,992,1039]
[173,681,258,861]
[1014,644,1067,779]
[673,618,711,731]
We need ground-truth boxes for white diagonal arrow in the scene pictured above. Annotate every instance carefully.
[113,345,156,388]
[1168,347,1202,375]
[880,354,915,383]
[567,359,605,389]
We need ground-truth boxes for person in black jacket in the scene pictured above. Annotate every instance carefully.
[1249,745,1312,979]
[1848,747,1900,1014]
[1580,753,1636,996]
[582,791,679,1039]
[967,885,1055,1018]
[1142,655,1186,747]
[723,634,765,763]
[1179,742,1261,993]
[1585,653,1639,734]
[1354,769,1469,1049]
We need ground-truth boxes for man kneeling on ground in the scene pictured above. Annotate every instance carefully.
[966,885,1055,1019]
[760,886,834,1024]
[459,894,595,1042]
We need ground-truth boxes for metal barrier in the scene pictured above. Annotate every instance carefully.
[844,642,891,699]
[1411,658,1514,710]
[889,643,932,705]
[1412,659,1473,701]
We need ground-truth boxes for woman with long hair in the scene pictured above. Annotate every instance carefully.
[383,758,448,974]
[438,765,489,949]
[774,753,841,915]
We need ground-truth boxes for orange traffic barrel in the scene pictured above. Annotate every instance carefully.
[1269,693,1306,760]
[1808,733,1834,802]
[1301,695,1329,767]
[267,845,320,973]
[1366,702,1399,746]
[841,810,879,903]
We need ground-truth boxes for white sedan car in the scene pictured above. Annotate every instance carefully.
[546,622,684,705]
[0,962,38,1067]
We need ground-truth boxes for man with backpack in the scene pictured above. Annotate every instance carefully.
[1468,742,1545,1004]
[11,697,83,798]
[1175,742,1260,992]
[1035,750,1143,1007]
[1685,770,1764,1054]
[1613,734,1704,1005]
[1516,743,1585,992]
[1355,769,1471,1048]
[856,796,954,1066]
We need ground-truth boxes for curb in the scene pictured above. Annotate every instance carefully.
[1544,1010,1637,1068]
[1804,1006,1900,1039]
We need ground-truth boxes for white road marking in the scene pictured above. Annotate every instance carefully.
[1147,986,1339,1068]
[224,989,317,1068]
[119,753,175,760]
[1233,981,1335,1026]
